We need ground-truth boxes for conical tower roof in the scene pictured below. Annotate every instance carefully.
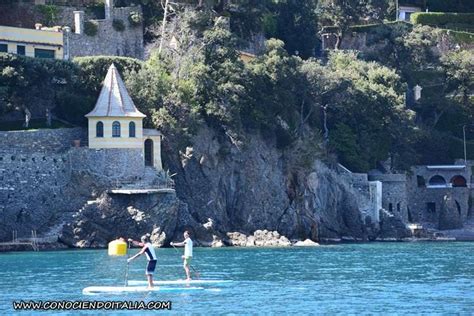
[85,64,146,118]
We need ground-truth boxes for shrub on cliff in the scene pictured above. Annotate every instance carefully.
[128,11,142,27]
[84,21,98,36]
[112,19,125,32]
[411,12,474,32]
[36,4,61,27]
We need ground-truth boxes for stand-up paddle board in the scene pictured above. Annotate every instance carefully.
[83,286,204,295]
[128,279,232,286]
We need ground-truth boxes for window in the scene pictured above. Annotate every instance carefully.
[144,139,154,166]
[0,44,7,53]
[451,175,467,187]
[34,48,55,59]
[17,45,25,55]
[129,122,136,137]
[96,121,104,138]
[427,202,436,213]
[428,175,446,186]
[416,175,425,187]
[112,121,121,137]
[389,203,393,213]
[405,12,412,21]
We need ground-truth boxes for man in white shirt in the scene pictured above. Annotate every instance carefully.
[170,231,193,281]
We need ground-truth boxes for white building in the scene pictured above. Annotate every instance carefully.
[85,64,162,170]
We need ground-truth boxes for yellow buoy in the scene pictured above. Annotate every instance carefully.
[108,239,128,256]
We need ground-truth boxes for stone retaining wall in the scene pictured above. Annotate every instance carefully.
[0,128,85,153]
[67,6,144,59]
[0,127,147,240]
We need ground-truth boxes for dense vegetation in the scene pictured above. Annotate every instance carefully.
[1,1,473,173]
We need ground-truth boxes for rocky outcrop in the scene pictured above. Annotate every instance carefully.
[163,127,370,244]
[438,193,463,230]
[59,192,180,248]
[377,209,412,240]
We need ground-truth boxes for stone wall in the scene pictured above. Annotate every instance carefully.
[407,165,471,228]
[406,185,469,226]
[70,147,145,180]
[336,169,382,225]
[0,128,85,153]
[0,127,148,240]
[369,174,408,222]
[67,6,144,59]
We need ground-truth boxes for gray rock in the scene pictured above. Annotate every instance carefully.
[293,239,319,247]
[438,193,463,230]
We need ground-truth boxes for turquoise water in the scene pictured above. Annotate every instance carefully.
[0,242,473,314]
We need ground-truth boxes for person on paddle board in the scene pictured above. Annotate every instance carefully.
[170,231,193,281]
[127,234,157,288]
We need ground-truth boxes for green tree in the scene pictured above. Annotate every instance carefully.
[191,17,247,131]
[440,50,474,113]
[0,53,77,123]
[317,0,366,49]
[317,0,396,49]
[325,51,413,171]
[273,0,318,58]
[300,59,349,136]
[245,39,303,139]
[126,53,200,142]
[228,0,271,40]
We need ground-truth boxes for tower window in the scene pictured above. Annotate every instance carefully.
[112,121,121,137]
[129,121,136,137]
[96,121,104,137]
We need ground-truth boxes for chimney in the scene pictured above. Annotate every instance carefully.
[74,11,84,34]
[105,0,114,20]
[35,23,43,30]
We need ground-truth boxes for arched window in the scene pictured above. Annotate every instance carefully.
[96,121,104,138]
[145,139,153,167]
[428,175,446,186]
[112,121,121,137]
[129,122,136,137]
[451,175,467,187]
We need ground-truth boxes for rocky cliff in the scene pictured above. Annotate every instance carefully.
[161,127,375,244]
[2,126,409,247]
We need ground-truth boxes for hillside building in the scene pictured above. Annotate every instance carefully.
[0,25,64,59]
[0,0,143,60]
[86,64,162,170]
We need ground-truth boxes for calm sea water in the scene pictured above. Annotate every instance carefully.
[0,242,473,314]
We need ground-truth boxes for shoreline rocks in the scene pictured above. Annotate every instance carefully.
[224,230,294,247]
[293,239,320,247]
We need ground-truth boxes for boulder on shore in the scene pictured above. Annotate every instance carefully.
[293,239,319,247]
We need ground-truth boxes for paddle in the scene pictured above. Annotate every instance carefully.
[171,244,200,280]
[124,240,131,287]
